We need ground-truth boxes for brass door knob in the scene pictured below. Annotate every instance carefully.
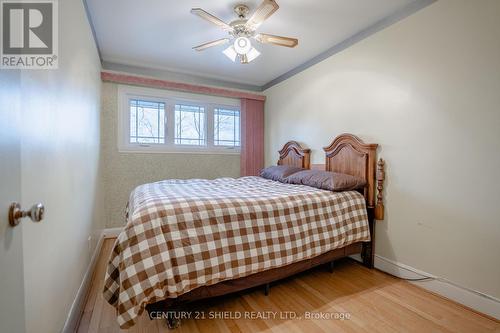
[9,202,45,226]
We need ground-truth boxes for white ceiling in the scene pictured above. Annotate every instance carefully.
[86,0,416,87]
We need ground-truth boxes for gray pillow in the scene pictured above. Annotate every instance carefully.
[260,165,304,182]
[286,169,366,191]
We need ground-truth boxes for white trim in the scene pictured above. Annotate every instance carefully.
[61,232,105,333]
[352,254,500,320]
[117,85,241,155]
[115,148,240,155]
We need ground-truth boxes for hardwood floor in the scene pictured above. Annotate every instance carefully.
[77,238,499,332]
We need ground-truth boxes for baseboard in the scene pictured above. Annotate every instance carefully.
[102,227,122,238]
[61,228,121,332]
[354,254,500,320]
[61,231,105,333]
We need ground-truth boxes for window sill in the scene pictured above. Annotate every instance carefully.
[117,146,241,155]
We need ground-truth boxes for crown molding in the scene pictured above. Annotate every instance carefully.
[82,0,102,63]
[83,0,437,92]
[261,0,437,90]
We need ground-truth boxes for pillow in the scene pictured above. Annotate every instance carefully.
[286,169,366,191]
[260,165,304,182]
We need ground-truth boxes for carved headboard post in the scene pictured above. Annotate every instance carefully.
[277,141,311,169]
[375,159,385,220]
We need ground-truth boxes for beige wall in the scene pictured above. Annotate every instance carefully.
[18,0,104,332]
[101,82,240,227]
[264,0,500,299]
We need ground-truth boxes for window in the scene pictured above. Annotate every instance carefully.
[214,108,240,147]
[129,99,165,144]
[118,86,240,154]
[174,104,206,145]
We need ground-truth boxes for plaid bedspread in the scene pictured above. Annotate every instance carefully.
[103,176,370,328]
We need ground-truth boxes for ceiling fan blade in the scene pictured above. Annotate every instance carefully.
[193,38,230,51]
[190,8,233,32]
[254,33,298,48]
[246,0,279,30]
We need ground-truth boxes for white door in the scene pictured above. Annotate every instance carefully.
[0,71,25,332]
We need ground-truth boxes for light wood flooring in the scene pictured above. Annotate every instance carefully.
[76,238,499,332]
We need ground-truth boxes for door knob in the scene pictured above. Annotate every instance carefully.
[9,202,45,226]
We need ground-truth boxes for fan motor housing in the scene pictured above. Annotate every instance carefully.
[234,4,250,18]
[229,5,256,37]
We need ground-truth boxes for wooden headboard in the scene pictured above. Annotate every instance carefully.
[277,136,384,220]
[323,134,384,219]
[277,141,311,169]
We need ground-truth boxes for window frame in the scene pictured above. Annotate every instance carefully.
[117,85,241,154]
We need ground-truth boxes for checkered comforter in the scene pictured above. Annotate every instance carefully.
[103,176,370,328]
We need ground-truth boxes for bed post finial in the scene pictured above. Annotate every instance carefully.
[375,158,385,220]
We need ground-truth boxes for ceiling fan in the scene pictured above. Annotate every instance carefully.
[191,0,298,64]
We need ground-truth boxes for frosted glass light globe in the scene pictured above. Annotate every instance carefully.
[234,37,251,55]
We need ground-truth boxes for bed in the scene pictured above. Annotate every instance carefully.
[103,133,385,329]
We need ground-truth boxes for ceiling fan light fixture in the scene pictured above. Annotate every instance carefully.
[246,47,260,62]
[233,37,252,54]
[191,1,298,64]
[223,45,237,62]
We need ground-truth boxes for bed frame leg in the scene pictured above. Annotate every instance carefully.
[166,313,181,330]
[264,283,270,296]
[362,210,376,269]
[328,261,335,273]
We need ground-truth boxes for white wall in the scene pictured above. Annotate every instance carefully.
[19,0,103,332]
[101,82,240,227]
[264,0,500,300]
[0,66,25,333]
